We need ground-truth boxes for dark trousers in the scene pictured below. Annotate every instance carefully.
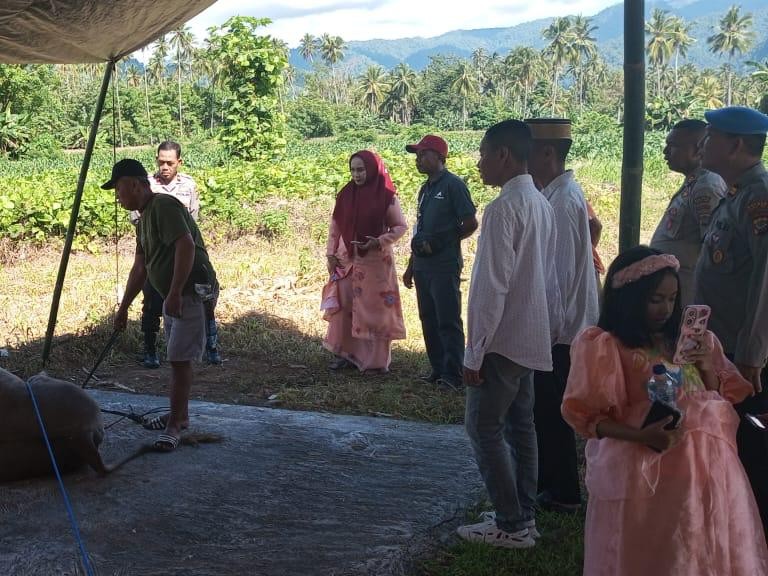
[731,362,768,537]
[533,344,581,505]
[141,280,164,335]
[413,269,464,384]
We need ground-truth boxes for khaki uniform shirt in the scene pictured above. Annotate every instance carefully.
[695,162,768,367]
[651,168,726,306]
[130,172,200,224]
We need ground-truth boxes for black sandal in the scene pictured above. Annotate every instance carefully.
[328,357,351,370]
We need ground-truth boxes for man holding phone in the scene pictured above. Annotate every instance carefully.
[695,105,768,533]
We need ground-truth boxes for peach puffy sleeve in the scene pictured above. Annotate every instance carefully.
[705,331,754,404]
[562,327,629,439]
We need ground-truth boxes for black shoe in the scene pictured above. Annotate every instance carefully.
[536,491,581,514]
[436,377,461,392]
[418,372,439,384]
[142,352,160,369]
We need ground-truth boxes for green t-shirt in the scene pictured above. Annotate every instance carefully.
[412,169,476,272]
[136,194,216,298]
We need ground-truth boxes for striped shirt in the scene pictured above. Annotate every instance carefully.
[464,174,562,372]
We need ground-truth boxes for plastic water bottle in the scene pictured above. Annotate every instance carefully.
[647,364,680,408]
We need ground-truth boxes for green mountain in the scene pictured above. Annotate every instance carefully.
[289,0,768,73]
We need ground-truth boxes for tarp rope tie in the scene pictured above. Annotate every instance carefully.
[25,381,95,576]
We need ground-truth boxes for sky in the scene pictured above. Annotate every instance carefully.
[185,0,621,48]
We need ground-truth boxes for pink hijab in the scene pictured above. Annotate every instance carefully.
[332,150,397,251]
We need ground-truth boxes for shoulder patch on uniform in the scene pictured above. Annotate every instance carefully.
[747,199,768,236]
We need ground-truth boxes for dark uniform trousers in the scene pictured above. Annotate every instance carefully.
[730,360,768,537]
[534,344,581,505]
[141,279,164,336]
[413,269,464,384]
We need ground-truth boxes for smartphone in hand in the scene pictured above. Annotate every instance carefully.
[673,305,711,364]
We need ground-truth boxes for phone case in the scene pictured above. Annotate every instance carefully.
[673,305,711,364]
[642,400,683,452]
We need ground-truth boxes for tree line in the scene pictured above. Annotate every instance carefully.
[0,7,766,160]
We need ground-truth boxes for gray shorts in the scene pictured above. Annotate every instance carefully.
[163,293,205,362]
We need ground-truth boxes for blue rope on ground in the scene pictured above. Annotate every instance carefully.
[25,381,96,576]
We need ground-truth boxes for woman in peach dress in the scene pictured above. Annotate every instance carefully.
[562,245,768,576]
[323,150,407,373]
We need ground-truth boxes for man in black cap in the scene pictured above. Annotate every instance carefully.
[104,159,218,451]
[695,105,768,532]
[402,135,478,389]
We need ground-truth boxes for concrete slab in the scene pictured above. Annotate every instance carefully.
[0,391,483,576]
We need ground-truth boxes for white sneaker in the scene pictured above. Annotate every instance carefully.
[456,519,535,549]
[479,511,541,539]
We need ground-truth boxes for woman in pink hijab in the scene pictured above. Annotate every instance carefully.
[323,150,407,372]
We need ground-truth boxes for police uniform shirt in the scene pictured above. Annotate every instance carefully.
[650,168,726,306]
[695,162,768,367]
[412,169,476,272]
[149,172,200,221]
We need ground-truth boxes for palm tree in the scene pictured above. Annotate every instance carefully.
[571,15,598,109]
[385,64,417,125]
[319,33,345,66]
[138,47,153,143]
[747,59,768,93]
[299,33,318,62]
[319,34,346,103]
[669,16,695,85]
[357,66,388,114]
[452,62,477,129]
[125,64,142,88]
[505,47,542,116]
[169,26,196,137]
[542,17,576,115]
[692,72,724,109]
[471,48,488,96]
[707,5,754,105]
[645,8,675,98]
[149,35,169,87]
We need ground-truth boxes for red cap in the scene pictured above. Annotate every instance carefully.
[405,134,448,158]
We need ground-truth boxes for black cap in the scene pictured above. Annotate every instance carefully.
[101,159,149,189]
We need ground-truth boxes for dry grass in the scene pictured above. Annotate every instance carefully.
[0,166,674,426]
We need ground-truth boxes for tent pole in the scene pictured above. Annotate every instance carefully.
[42,60,114,365]
[619,0,645,253]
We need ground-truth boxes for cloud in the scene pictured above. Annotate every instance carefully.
[184,0,620,47]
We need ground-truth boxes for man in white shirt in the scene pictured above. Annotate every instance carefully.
[526,118,599,513]
[457,120,561,549]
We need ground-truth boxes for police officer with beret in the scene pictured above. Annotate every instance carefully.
[695,105,768,533]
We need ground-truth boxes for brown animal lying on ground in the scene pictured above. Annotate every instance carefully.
[0,368,147,482]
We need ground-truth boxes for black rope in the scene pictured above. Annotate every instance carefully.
[102,405,170,430]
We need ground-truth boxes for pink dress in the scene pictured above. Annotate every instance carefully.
[323,197,407,371]
[563,327,768,576]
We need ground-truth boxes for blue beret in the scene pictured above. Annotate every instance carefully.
[704,106,768,135]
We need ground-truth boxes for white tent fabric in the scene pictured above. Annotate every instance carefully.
[0,0,216,64]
